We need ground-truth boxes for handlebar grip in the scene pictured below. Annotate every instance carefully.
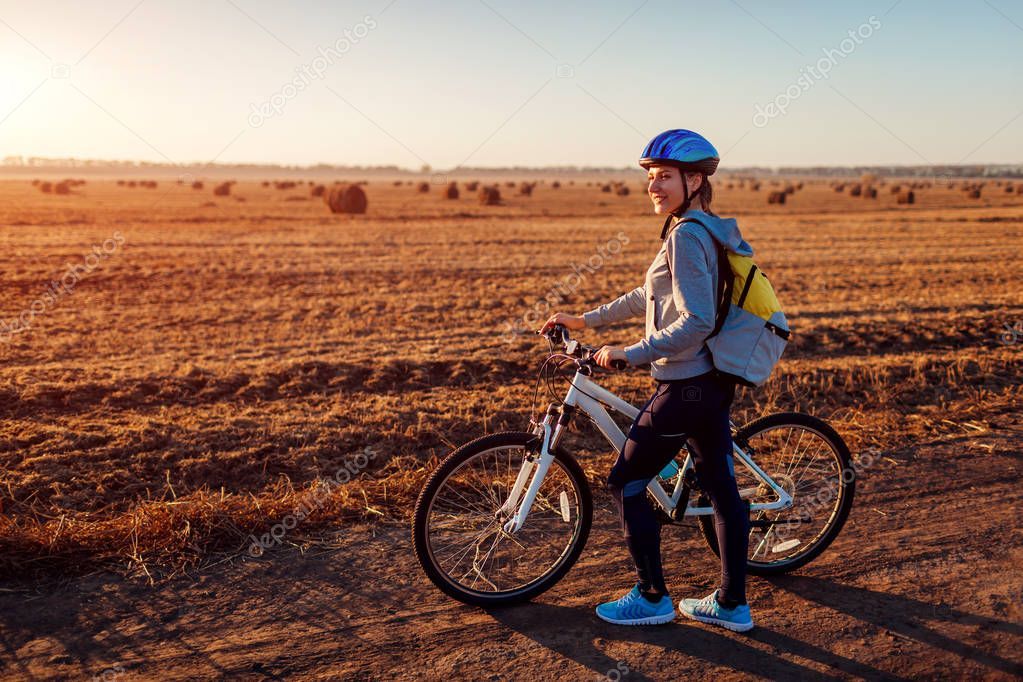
[610,359,627,370]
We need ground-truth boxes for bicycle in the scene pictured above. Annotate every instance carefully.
[413,324,855,607]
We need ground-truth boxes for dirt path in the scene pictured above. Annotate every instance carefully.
[1,427,1020,681]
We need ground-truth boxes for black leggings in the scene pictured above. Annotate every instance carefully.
[607,370,748,603]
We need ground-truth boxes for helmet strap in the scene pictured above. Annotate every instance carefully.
[660,173,701,239]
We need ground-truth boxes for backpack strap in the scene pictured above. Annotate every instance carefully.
[664,217,732,340]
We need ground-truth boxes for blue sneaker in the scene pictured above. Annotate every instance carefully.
[678,589,754,632]
[595,585,675,626]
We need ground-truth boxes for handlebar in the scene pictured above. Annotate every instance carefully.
[537,324,627,371]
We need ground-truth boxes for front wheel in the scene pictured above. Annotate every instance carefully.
[699,412,855,575]
[413,431,592,606]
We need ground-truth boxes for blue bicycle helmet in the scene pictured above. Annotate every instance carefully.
[639,129,719,176]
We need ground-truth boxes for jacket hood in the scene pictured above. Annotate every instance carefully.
[676,209,754,257]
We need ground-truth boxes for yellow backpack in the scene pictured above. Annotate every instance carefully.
[684,218,791,387]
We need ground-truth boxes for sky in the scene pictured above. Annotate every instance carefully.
[1,0,1021,170]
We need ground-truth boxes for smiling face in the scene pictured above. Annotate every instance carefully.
[646,165,701,215]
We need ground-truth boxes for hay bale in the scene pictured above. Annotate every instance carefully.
[505,181,515,188]
[849,184,862,197]
[392,180,403,186]
[1017,185,1023,195]
[54,181,71,195]
[896,190,915,204]
[890,185,902,194]
[783,185,796,194]
[443,182,459,199]
[116,180,125,186]
[863,186,878,199]
[833,183,845,192]
[519,181,534,196]
[1006,185,1014,193]
[551,181,561,189]
[127,180,137,188]
[40,181,53,193]
[311,184,326,197]
[325,184,368,214]
[192,181,204,190]
[600,184,612,193]
[31,179,40,186]
[967,188,981,199]
[616,185,630,196]
[274,180,297,190]
[465,181,479,191]
[749,182,761,191]
[417,182,430,193]
[213,182,231,196]
[767,190,786,205]
[478,185,501,205]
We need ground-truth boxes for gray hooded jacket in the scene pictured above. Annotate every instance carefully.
[583,209,754,381]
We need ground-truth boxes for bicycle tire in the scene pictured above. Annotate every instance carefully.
[698,412,855,575]
[413,431,593,607]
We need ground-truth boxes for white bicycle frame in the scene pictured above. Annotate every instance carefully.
[503,369,793,534]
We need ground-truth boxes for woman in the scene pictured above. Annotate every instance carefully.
[540,129,755,632]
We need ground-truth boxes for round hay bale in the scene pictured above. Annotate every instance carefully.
[863,186,878,199]
[443,182,459,199]
[127,180,137,188]
[311,184,326,197]
[325,184,368,214]
[261,181,270,187]
[616,185,630,196]
[783,185,796,194]
[478,185,501,205]
[192,181,204,190]
[967,188,981,199]
[890,185,902,194]
[54,181,71,195]
[600,184,612,193]
[749,182,761,191]
[464,181,479,192]
[392,180,403,186]
[551,181,561,189]
[896,190,915,204]
[849,184,862,197]
[519,181,534,196]
[417,182,430,193]
[767,190,786,205]
[116,180,125,186]
[40,181,53,193]
[213,182,231,196]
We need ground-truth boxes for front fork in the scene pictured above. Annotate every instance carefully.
[501,405,569,534]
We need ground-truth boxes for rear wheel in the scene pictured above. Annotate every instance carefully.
[413,432,592,606]
[699,412,855,575]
